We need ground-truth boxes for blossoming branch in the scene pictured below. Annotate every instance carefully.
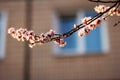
[8,0,120,48]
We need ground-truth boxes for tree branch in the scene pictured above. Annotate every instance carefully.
[49,0,119,41]
[8,0,120,48]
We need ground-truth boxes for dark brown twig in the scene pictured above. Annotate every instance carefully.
[88,0,120,3]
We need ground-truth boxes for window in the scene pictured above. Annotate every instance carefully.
[52,11,109,56]
[0,11,8,59]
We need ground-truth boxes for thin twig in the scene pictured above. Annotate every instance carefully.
[88,0,119,3]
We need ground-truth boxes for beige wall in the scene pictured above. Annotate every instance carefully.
[0,1,26,80]
[0,0,120,80]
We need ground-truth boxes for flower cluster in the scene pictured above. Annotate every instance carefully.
[94,5,110,13]
[94,5,120,16]
[78,17,102,37]
[54,39,66,47]
[108,7,120,16]
[8,27,66,48]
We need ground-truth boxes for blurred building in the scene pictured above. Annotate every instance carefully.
[0,0,120,80]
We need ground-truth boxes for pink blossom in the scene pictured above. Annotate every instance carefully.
[94,5,120,16]
[8,27,15,34]
[94,5,110,13]
[82,17,92,25]
[54,39,66,47]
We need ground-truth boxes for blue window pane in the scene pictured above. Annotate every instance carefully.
[58,16,77,52]
[0,16,1,44]
[85,12,102,53]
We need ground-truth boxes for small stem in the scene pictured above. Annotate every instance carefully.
[88,0,120,3]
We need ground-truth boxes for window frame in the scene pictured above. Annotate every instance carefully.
[0,10,8,60]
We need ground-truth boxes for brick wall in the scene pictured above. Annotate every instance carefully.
[0,0,120,80]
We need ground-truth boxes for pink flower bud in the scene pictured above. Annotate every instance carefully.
[78,28,85,37]
[82,17,92,25]
[8,27,15,34]
[116,9,120,16]
[49,29,55,36]
[84,28,90,35]
[29,43,35,48]
[94,5,109,13]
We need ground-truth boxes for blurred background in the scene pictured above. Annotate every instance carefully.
[0,0,120,80]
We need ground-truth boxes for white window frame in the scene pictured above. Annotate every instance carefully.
[0,10,8,60]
